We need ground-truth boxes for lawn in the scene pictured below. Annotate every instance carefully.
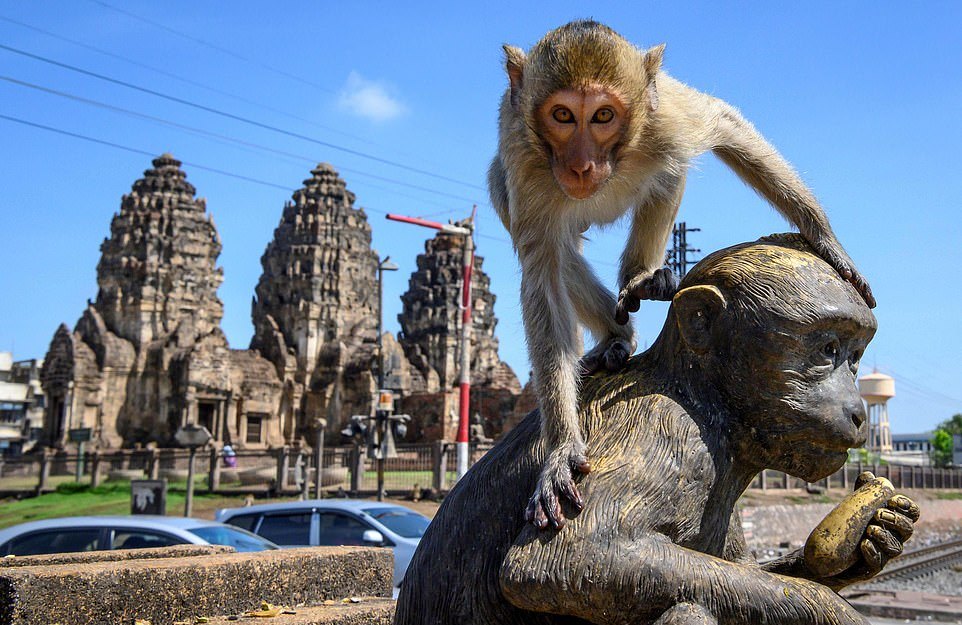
[0,481,300,530]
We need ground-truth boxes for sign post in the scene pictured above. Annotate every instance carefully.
[68,427,93,482]
[174,423,212,517]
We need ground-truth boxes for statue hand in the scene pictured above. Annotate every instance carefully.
[804,471,919,589]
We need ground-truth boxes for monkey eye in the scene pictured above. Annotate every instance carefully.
[821,340,841,364]
[849,349,864,372]
[592,108,615,123]
[552,107,575,123]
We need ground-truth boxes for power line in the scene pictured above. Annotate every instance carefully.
[87,0,336,94]
[0,112,464,221]
[0,74,477,207]
[0,14,374,146]
[0,113,294,192]
[0,43,487,193]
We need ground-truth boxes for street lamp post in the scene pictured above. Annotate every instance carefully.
[385,209,475,481]
[377,256,400,389]
[174,423,212,517]
[313,417,327,499]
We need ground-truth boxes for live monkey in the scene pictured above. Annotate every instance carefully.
[488,20,876,529]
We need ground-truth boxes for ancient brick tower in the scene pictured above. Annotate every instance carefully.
[96,153,224,346]
[396,232,521,440]
[41,155,281,448]
[251,163,380,439]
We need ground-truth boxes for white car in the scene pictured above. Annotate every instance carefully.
[215,500,430,593]
[0,516,278,556]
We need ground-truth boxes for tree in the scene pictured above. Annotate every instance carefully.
[930,428,954,468]
[937,413,962,436]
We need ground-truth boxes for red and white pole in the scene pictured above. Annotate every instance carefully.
[386,209,475,481]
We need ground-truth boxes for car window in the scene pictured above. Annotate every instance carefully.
[257,513,312,545]
[111,530,183,550]
[362,507,430,538]
[223,513,259,532]
[3,529,102,556]
[188,526,278,552]
[317,512,371,546]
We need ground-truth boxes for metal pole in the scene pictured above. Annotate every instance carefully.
[75,440,85,482]
[378,261,385,389]
[456,223,474,480]
[377,414,385,502]
[313,424,325,499]
[185,446,196,517]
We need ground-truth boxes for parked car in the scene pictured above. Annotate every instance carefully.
[0,516,278,556]
[215,500,430,592]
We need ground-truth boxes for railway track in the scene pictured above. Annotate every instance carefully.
[870,538,962,583]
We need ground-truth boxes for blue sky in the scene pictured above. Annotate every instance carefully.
[1,2,959,433]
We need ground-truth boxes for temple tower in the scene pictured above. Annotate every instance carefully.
[397,232,520,439]
[95,153,224,347]
[251,164,380,436]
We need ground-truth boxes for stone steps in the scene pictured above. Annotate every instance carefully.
[0,546,393,625]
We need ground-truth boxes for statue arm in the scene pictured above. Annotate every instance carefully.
[500,530,868,625]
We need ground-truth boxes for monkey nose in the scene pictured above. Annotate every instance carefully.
[850,404,866,429]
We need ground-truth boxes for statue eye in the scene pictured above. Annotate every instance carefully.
[552,107,574,123]
[821,340,840,363]
[592,108,615,123]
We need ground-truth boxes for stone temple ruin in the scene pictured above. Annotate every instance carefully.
[40,155,520,450]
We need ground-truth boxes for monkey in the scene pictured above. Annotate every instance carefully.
[487,20,876,529]
[394,235,916,625]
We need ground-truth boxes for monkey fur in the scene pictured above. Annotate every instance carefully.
[488,20,876,528]
[394,235,915,625]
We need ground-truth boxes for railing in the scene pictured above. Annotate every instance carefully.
[0,445,959,496]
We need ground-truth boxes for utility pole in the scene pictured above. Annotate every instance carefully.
[666,221,701,278]
[386,208,475,481]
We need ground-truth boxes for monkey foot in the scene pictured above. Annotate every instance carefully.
[525,447,589,530]
[580,336,634,374]
[615,267,679,324]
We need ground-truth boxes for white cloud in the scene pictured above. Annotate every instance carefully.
[337,71,406,122]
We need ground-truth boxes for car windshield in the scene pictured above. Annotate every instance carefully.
[188,526,279,552]
[362,507,430,538]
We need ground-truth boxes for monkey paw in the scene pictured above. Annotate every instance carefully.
[615,267,679,325]
[580,336,634,375]
[525,446,589,530]
[811,239,877,309]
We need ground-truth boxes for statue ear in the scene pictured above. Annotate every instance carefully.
[503,45,526,109]
[672,285,727,354]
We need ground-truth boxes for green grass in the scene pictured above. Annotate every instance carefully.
[935,491,962,500]
[0,481,243,529]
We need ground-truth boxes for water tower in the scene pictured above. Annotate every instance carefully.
[859,372,894,453]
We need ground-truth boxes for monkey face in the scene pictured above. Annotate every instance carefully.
[724,318,873,481]
[536,86,629,200]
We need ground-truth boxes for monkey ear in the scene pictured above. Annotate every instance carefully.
[643,44,666,112]
[672,285,727,354]
[644,43,666,77]
[503,45,526,109]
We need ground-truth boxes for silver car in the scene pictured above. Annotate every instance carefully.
[215,500,430,592]
[0,516,278,556]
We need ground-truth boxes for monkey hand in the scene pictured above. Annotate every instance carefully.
[803,471,919,590]
[580,335,635,374]
[616,267,679,325]
[810,237,876,309]
[525,443,589,530]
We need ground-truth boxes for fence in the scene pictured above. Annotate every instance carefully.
[1,444,960,497]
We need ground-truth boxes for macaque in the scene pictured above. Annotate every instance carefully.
[395,235,915,625]
[488,20,875,527]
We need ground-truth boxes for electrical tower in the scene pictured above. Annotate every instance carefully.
[666,222,701,277]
